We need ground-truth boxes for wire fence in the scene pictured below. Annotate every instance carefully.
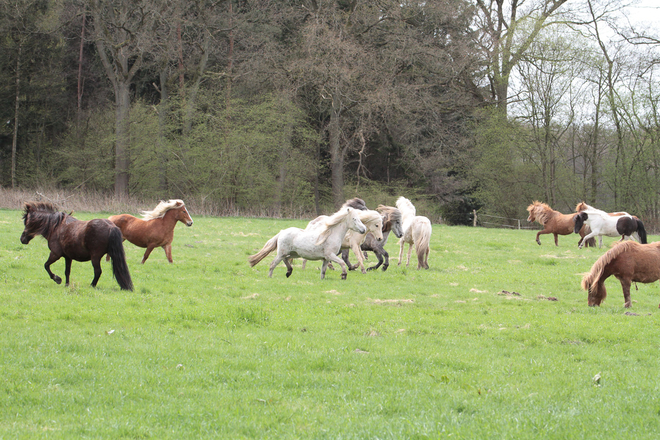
[472,210,541,230]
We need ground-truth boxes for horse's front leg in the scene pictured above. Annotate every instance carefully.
[340,249,356,271]
[326,253,348,280]
[398,241,405,266]
[351,244,367,274]
[90,257,102,287]
[64,257,72,287]
[553,233,559,246]
[620,278,632,308]
[579,231,597,249]
[44,252,62,284]
[368,248,386,271]
[163,243,173,263]
[535,230,549,245]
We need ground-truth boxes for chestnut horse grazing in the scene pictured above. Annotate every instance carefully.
[574,202,647,249]
[526,201,594,247]
[109,199,193,264]
[581,241,660,308]
[396,197,432,269]
[20,202,133,290]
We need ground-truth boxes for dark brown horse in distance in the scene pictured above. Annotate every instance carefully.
[526,201,594,247]
[20,201,133,290]
[582,241,660,308]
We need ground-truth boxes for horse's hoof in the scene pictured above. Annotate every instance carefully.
[286,271,292,278]
[624,302,632,308]
[341,273,347,280]
[53,276,62,285]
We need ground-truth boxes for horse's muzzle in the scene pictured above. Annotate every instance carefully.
[186,221,193,227]
[20,233,31,244]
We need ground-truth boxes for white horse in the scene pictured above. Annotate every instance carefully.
[248,207,367,280]
[574,203,647,249]
[396,196,432,269]
[302,209,383,273]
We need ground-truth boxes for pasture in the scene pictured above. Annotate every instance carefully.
[1,207,660,439]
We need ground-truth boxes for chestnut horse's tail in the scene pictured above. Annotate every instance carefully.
[107,227,134,291]
[249,233,280,267]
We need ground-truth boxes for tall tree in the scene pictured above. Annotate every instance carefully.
[87,0,161,197]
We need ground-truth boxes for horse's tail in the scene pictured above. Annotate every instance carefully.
[107,226,134,291]
[636,219,647,244]
[249,233,279,267]
[413,218,432,267]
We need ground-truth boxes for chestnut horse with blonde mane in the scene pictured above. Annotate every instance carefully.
[109,199,193,264]
[582,241,660,308]
[526,201,594,247]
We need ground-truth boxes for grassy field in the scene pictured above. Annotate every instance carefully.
[2,207,660,439]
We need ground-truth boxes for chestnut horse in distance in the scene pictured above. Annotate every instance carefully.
[109,199,193,264]
[526,201,594,247]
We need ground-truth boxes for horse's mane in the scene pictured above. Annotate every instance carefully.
[357,209,382,226]
[141,199,184,220]
[575,202,594,212]
[22,201,65,233]
[342,198,368,211]
[377,205,402,224]
[316,208,355,245]
[581,241,640,293]
[526,201,554,225]
[395,197,416,219]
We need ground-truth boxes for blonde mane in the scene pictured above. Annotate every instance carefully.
[357,210,382,226]
[315,208,357,245]
[526,201,553,225]
[141,199,185,220]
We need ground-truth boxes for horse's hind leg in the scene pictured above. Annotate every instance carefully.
[141,245,156,264]
[90,257,102,287]
[368,248,386,271]
[283,258,293,278]
[44,252,62,285]
[64,257,72,287]
[268,255,285,278]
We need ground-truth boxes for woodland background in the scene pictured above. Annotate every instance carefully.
[1,0,659,226]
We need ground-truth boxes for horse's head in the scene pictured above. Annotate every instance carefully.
[360,210,383,241]
[379,205,404,238]
[20,202,62,244]
[343,198,368,211]
[575,202,589,212]
[573,212,588,234]
[346,207,367,234]
[526,201,544,223]
[174,201,193,227]
[587,284,606,307]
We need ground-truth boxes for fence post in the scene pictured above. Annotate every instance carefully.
[518,219,521,229]
[473,209,477,227]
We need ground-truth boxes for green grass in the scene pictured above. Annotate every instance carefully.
[2,208,660,439]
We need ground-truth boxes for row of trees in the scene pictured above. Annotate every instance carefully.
[1,0,659,223]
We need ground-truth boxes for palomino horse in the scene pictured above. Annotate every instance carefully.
[20,202,133,290]
[249,207,366,280]
[526,201,595,247]
[109,199,193,263]
[582,241,660,308]
[341,205,403,272]
[573,202,646,249]
[396,197,432,269]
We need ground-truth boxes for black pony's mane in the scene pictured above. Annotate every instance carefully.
[22,201,65,234]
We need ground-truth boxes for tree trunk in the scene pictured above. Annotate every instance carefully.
[114,82,131,198]
[329,95,344,209]
[11,40,22,189]
[157,68,169,193]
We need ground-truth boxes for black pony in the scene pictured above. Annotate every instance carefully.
[20,202,133,290]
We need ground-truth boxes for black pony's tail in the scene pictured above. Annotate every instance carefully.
[637,219,648,244]
[107,227,134,291]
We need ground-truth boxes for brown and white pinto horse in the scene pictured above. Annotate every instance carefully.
[573,202,646,249]
[526,201,595,247]
[109,199,193,264]
[582,241,660,308]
